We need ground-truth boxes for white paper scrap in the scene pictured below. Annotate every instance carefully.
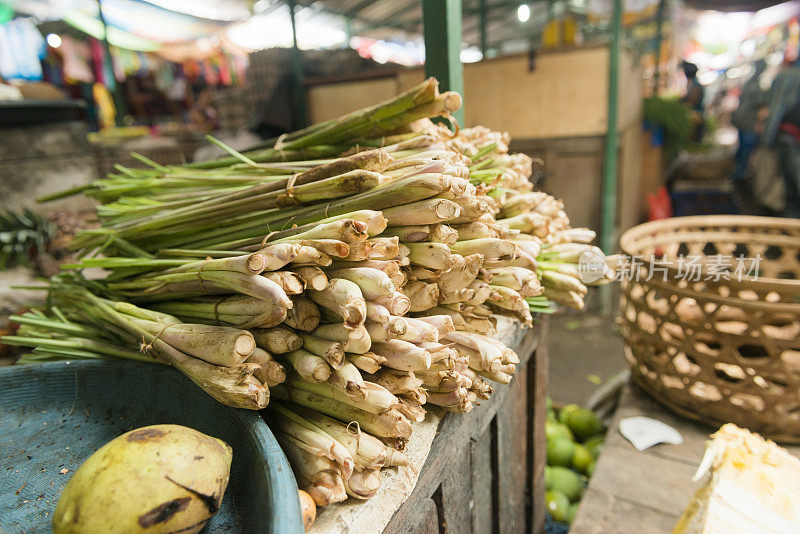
[619,416,683,451]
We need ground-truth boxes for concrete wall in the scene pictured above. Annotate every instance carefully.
[0,121,95,213]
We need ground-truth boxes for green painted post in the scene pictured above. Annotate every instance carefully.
[601,0,622,255]
[653,0,665,95]
[479,0,488,57]
[422,0,465,126]
[287,0,309,127]
[600,0,622,314]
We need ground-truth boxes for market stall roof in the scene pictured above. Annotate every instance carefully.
[683,0,789,11]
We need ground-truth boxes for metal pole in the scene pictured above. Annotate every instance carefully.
[600,0,622,314]
[96,0,126,125]
[287,0,309,127]
[422,0,465,126]
[653,0,666,95]
[479,0,488,57]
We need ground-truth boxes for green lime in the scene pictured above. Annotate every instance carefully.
[547,437,575,467]
[547,408,557,423]
[545,421,574,442]
[558,403,580,424]
[583,435,604,459]
[546,397,553,411]
[545,490,571,523]
[546,466,584,501]
[568,502,580,524]
[567,408,603,441]
[585,460,596,477]
[571,444,594,476]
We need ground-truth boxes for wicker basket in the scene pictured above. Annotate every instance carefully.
[619,215,800,442]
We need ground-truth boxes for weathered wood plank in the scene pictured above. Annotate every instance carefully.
[385,323,544,534]
[530,319,548,534]
[470,426,494,534]
[441,442,473,533]
[570,488,680,534]
[588,442,698,515]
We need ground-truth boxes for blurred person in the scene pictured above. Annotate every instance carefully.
[731,59,768,183]
[681,61,705,142]
[763,58,800,217]
[189,86,218,133]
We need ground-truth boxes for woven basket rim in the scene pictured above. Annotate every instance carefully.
[620,215,800,290]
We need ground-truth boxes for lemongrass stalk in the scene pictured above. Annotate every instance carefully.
[426,387,472,413]
[475,368,513,384]
[461,369,494,399]
[462,280,494,306]
[395,398,427,422]
[416,369,469,390]
[271,219,368,245]
[561,227,596,244]
[398,317,441,343]
[368,369,422,395]
[541,270,588,295]
[153,295,288,329]
[381,225,430,242]
[439,288,476,305]
[446,338,502,373]
[325,268,395,300]
[397,244,410,263]
[284,297,320,331]
[371,340,431,372]
[412,315,455,338]
[133,321,255,367]
[292,266,328,291]
[365,302,390,324]
[543,287,585,310]
[329,361,367,400]
[421,307,468,330]
[343,469,381,500]
[416,342,459,361]
[311,323,370,354]
[287,376,397,415]
[381,198,461,226]
[428,223,458,245]
[488,266,537,291]
[82,291,270,409]
[252,326,302,354]
[301,334,345,369]
[262,270,305,295]
[307,279,367,328]
[409,266,439,281]
[367,236,400,258]
[339,241,372,261]
[285,349,331,382]
[452,222,498,240]
[277,434,348,505]
[289,239,350,258]
[404,242,454,270]
[450,238,516,262]
[372,291,411,316]
[301,469,347,507]
[267,405,355,479]
[287,404,396,470]
[329,259,400,278]
[403,280,440,312]
[348,352,386,374]
[289,246,332,267]
[246,347,287,387]
[487,285,526,309]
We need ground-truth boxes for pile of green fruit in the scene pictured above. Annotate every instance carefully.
[545,399,604,526]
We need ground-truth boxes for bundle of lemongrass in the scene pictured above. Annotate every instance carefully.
[412,121,617,311]
[4,78,615,506]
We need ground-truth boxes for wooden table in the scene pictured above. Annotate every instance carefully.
[311,317,548,534]
[570,382,800,534]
